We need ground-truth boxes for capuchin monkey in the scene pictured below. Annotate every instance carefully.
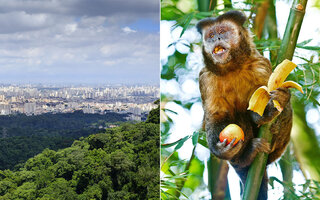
[197,11,292,199]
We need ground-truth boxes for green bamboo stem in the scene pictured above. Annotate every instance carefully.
[266,0,278,63]
[266,0,278,39]
[243,123,273,200]
[243,0,308,198]
[254,0,269,39]
[279,146,294,200]
[208,155,229,200]
[197,0,216,12]
[276,0,308,65]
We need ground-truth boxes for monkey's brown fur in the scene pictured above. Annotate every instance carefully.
[197,11,292,200]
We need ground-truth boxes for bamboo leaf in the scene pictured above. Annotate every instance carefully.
[162,135,190,149]
[297,39,313,46]
[303,180,311,192]
[198,138,208,148]
[176,13,194,37]
[161,5,185,20]
[174,135,191,151]
[192,131,199,146]
[309,95,320,106]
[163,108,178,115]
[195,11,214,18]
[296,45,320,51]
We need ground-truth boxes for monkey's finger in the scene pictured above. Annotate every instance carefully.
[217,139,227,147]
[221,139,227,146]
[228,138,237,147]
[234,139,244,148]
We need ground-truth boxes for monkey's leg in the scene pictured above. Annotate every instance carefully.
[268,103,292,164]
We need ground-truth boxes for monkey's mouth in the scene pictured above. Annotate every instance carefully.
[213,45,227,55]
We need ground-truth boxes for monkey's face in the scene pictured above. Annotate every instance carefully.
[202,21,240,64]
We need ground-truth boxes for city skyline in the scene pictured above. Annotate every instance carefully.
[0,0,159,84]
[0,84,159,120]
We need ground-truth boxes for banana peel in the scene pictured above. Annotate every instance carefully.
[248,59,304,116]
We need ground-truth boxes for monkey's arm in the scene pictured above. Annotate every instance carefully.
[199,70,245,160]
[205,115,244,160]
[205,113,270,167]
[250,87,291,125]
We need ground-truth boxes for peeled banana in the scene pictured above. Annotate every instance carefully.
[247,59,304,116]
[247,86,270,116]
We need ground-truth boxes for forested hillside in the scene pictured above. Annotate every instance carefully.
[0,108,159,199]
[0,111,127,170]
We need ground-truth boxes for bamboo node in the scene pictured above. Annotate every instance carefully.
[295,3,304,11]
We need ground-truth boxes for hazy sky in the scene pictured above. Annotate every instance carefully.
[0,0,159,84]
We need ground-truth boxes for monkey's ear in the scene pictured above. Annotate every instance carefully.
[218,10,247,26]
[196,18,215,35]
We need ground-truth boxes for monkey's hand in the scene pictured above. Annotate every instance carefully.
[270,87,291,109]
[211,138,244,160]
[251,87,291,125]
[232,138,271,167]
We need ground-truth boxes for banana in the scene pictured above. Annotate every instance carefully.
[247,86,270,116]
[281,80,304,94]
[248,59,303,116]
[267,59,297,91]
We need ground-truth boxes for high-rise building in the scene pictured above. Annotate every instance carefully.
[24,103,36,115]
[0,104,11,115]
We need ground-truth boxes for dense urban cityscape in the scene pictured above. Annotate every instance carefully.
[0,84,159,121]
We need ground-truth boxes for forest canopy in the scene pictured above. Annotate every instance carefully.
[0,108,160,200]
[0,111,128,170]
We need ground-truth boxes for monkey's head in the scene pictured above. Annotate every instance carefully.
[197,11,251,67]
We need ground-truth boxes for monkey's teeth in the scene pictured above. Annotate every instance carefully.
[213,46,225,54]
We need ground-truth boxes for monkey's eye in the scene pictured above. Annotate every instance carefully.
[209,32,214,38]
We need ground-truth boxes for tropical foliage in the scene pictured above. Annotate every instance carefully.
[0,111,127,170]
[0,107,159,200]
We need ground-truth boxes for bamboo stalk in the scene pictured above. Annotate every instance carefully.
[254,0,269,39]
[208,155,229,200]
[266,0,278,63]
[243,123,272,200]
[279,146,294,200]
[243,0,308,198]
[197,0,216,12]
[276,0,308,65]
